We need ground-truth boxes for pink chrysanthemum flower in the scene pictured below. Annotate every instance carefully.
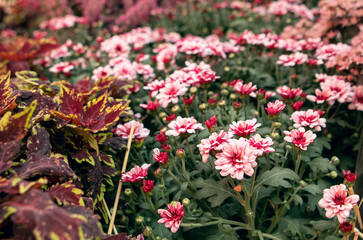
[143,80,165,97]
[318,184,359,223]
[233,80,257,96]
[306,89,330,104]
[265,100,286,116]
[156,81,188,108]
[249,134,275,156]
[165,116,204,137]
[276,52,308,66]
[158,202,185,233]
[348,85,363,111]
[197,130,234,163]
[283,127,316,150]
[320,78,353,105]
[121,163,151,183]
[114,120,150,140]
[277,86,303,100]
[229,119,261,137]
[215,138,259,180]
[290,109,327,131]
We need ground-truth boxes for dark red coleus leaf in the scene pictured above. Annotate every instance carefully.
[47,181,85,206]
[0,101,37,174]
[0,72,18,116]
[0,177,47,196]
[0,189,104,239]
[102,233,131,240]
[26,124,52,156]
[14,153,76,183]
[50,85,129,133]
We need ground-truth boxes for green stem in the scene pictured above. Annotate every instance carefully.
[241,179,255,240]
[295,150,301,174]
[185,137,198,169]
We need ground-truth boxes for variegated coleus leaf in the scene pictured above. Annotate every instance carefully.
[0,72,19,116]
[0,189,104,239]
[50,84,129,133]
[47,181,85,206]
[0,177,47,197]
[0,100,37,174]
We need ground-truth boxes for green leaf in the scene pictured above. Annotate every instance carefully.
[277,217,314,239]
[308,157,335,174]
[193,178,235,207]
[255,167,299,189]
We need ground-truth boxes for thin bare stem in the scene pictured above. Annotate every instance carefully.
[102,198,118,234]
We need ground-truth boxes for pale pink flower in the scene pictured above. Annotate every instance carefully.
[165,116,204,137]
[121,163,151,183]
[158,202,185,233]
[233,80,257,96]
[265,100,286,116]
[277,86,303,100]
[164,32,181,42]
[114,120,150,140]
[197,130,234,163]
[168,70,193,85]
[348,85,363,111]
[283,127,316,150]
[320,78,353,105]
[143,80,165,97]
[277,52,308,66]
[306,89,330,104]
[177,36,207,55]
[49,61,74,75]
[113,60,137,81]
[100,35,131,58]
[134,63,155,80]
[215,138,258,180]
[318,184,359,223]
[291,109,326,131]
[249,134,275,156]
[183,61,219,86]
[156,81,188,108]
[92,65,114,80]
[229,119,261,137]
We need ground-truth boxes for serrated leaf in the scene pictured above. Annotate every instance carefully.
[0,189,104,239]
[71,149,96,166]
[277,217,313,239]
[308,157,335,174]
[0,177,47,196]
[0,72,18,116]
[193,178,235,207]
[47,181,85,206]
[255,167,299,189]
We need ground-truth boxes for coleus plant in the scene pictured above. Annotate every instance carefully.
[0,72,130,239]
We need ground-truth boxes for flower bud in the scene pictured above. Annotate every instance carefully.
[272,122,282,128]
[230,93,237,100]
[299,180,307,187]
[208,99,217,109]
[228,53,235,59]
[143,226,153,237]
[154,168,163,178]
[182,198,191,207]
[224,66,230,72]
[199,103,207,111]
[271,132,280,140]
[190,87,198,94]
[159,112,166,119]
[327,133,332,139]
[330,156,340,165]
[233,101,242,111]
[329,171,338,179]
[158,184,165,190]
[176,149,186,159]
[253,111,259,118]
[286,145,293,151]
[218,100,226,107]
[172,105,181,113]
[124,188,132,196]
[135,216,144,224]
[221,89,229,96]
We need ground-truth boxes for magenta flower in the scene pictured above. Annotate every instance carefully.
[290,109,326,131]
[121,164,151,183]
[265,100,286,116]
[283,127,316,150]
[114,120,150,140]
[233,80,257,96]
[215,138,259,180]
[153,148,169,164]
[229,119,261,137]
[276,86,303,100]
[165,116,204,137]
[197,130,234,163]
[158,202,185,233]
[318,184,359,223]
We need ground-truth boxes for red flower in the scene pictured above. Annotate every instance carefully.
[161,143,171,151]
[208,98,217,108]
[156,131,167,143]
[142,179,155,193]
[140,100,159,111]
[342,170,357,183]
[340,221,353,233]
[158,202,185,233]
[153,149,169,164]
[265,100,286,116]
[166,114,176,122]
[233,101,243,111]
[205,115,217,129]
[183,95,194,105]
[291,101,303,111]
